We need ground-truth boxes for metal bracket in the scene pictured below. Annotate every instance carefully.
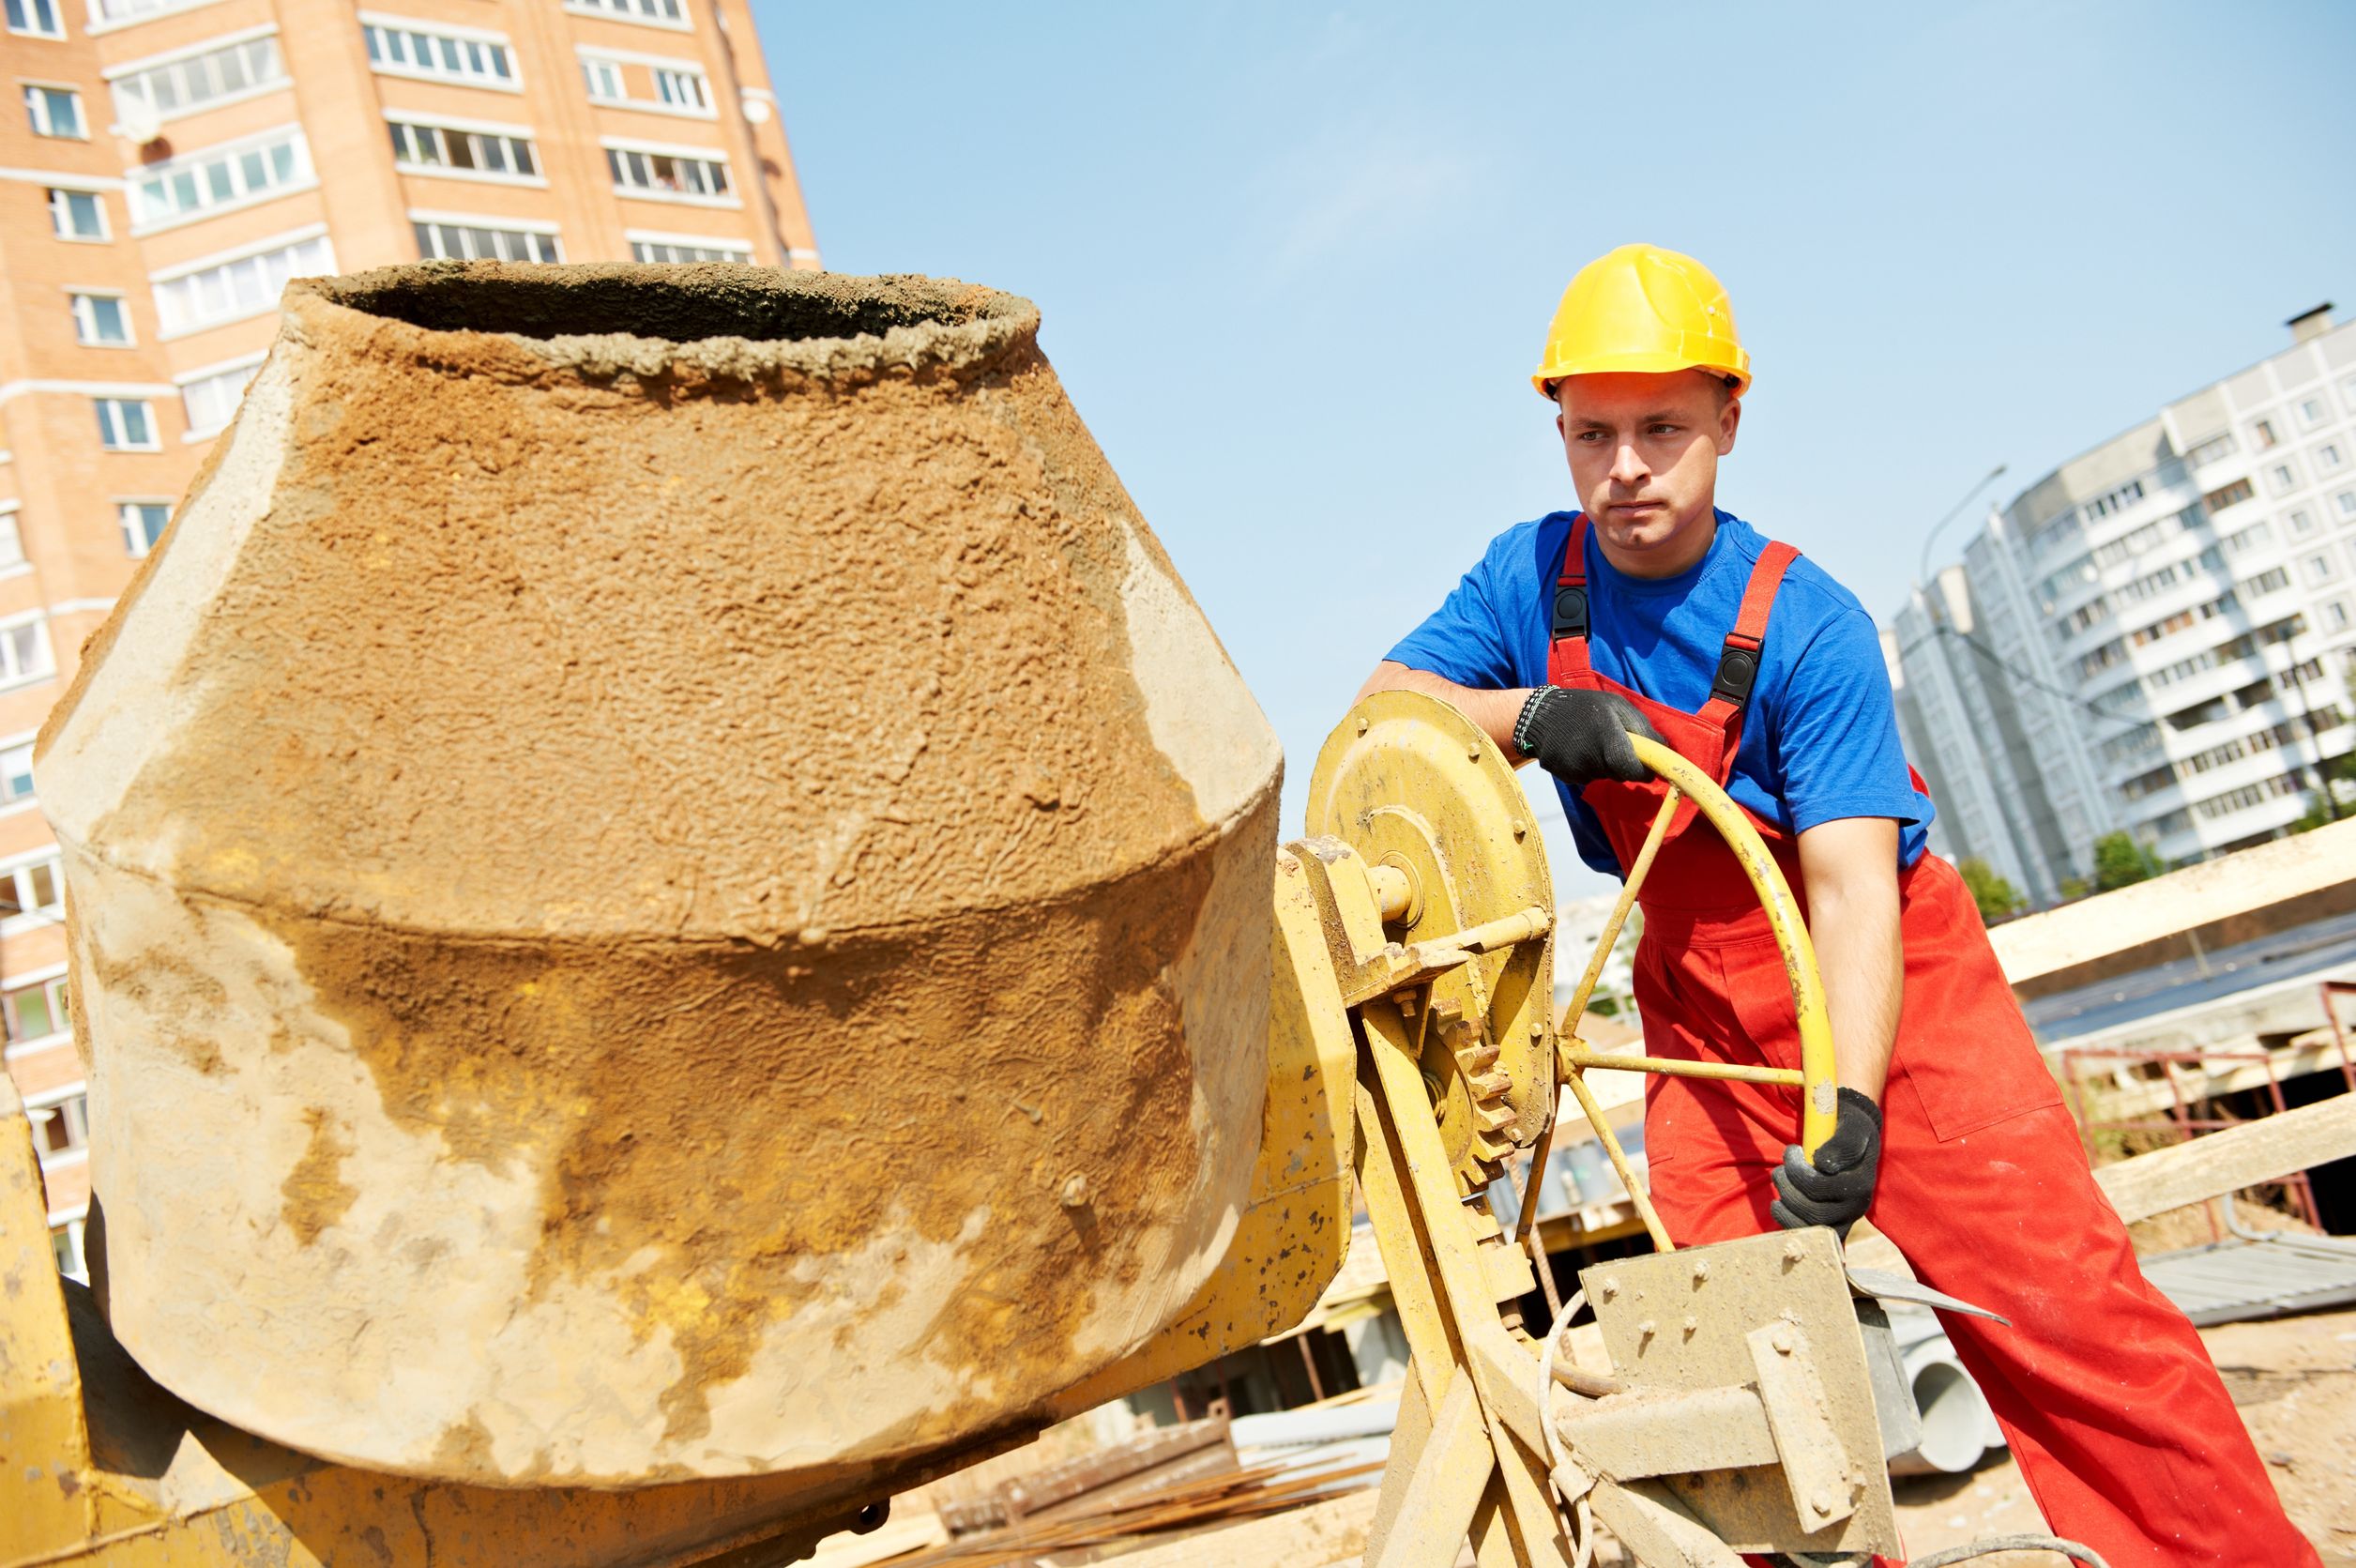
[1844,1263,2012,1326]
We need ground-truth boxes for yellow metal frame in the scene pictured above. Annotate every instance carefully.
[1315,693,1857,1566]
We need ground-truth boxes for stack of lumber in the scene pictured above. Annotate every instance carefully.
[874,1415,1380,1567]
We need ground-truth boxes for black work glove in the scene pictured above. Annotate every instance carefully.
[1512,687,1664,786]
[1770,1088,1883,1239]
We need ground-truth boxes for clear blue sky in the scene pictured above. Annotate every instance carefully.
[752,1,2356,895]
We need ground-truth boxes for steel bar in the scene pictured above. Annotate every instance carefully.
[1558,1047,1803,1087]
[1561,1067,1674,1253]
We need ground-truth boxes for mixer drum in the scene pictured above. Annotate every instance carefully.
[38,266,1281,1486]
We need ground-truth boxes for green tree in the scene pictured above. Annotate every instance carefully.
[1956,857,2024,922]
[2090,830,2167,891]
[2288,754,2356,833]
[2057,875,2092,902]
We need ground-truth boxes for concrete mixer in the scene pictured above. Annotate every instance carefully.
[2,266,2056,1568]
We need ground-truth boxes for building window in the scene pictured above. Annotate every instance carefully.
[581,56,626,99]
[2339,491,2356,520]
[94,398,157,450]
[2326,599,2353,632]
[388,118,540,180]
[47,188,106,239]
[567,0,688,26]
[178,361,254,438]
[411,217,562,262]
[605,144,730,200]
[2220,519,2272,554]
[6,977,69,1042]
[6,0,65,35]
[117,500,170,556]
[2305,553,2340,586]
[2241,565,2292,596]
[2183,433,2235,467]
[2323,444,2347,473]
[653,66,707,110]
[92,0,217,23]
[628,236,751,263]
[129,126,311,230]
[2202,478,2255,513]
[2288,508,2318,539]
[23,84,84,136]
[2083,478,2145,520]
[69,291,131,344]
[111,34,286,125]
[30,1095,86,1158]
[2252,419,2279,450]
[0,739,33,803]
[2193,771,2304,821]
[2299,397,2326,427]
[0,621,50,688]
[151,230,334,336]
[0,509,22,571]
[363,17,517,88]
[0,853,62,915]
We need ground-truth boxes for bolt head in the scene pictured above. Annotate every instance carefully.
[1691,1259,1710,1283]
[1782,1238,1805,1264]
[1356,717,1370,736]
[1467,740,1482,761]
[1598,1276,1619,1300]
[1770,1325,1796,1354]
[1813,1488,1840,1515]
[1512,819,1528,840]
[1681,1315,1698,1335]
[1636,1318,1656,1338]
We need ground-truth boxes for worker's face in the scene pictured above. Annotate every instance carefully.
[1553,372,1740,576]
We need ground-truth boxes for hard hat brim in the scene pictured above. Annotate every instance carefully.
[1531,353,1752,401]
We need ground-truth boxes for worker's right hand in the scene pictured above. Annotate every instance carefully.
[1512,687,1664,786]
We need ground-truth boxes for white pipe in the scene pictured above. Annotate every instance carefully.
[1888,1342,1999,1475]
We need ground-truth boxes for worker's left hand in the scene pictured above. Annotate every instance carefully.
[1770,1088,1882,1238]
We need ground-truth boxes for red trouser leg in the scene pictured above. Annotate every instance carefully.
[1646,1107,2323,1568]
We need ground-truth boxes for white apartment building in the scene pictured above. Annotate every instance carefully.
[1890,306,2356,898]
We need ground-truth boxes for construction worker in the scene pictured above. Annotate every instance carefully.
[1360,244,2319,1568]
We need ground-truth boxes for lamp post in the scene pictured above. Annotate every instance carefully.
[1915,464,2010,600]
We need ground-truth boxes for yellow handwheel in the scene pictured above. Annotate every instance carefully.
[1547,733,1839,1251]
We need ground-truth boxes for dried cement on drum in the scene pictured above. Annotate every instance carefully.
[38,266,1283,1487]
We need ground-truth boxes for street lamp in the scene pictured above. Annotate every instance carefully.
[1916,464,2011,598]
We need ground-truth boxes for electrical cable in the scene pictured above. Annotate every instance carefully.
[1532,1286,1594,1568]
[1904,1535,2112,1567]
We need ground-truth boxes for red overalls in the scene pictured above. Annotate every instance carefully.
[1548,516,2319,1568]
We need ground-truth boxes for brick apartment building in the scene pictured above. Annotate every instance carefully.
[2,0,820,1277]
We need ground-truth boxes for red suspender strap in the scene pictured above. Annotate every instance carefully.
[1545,514,1592,685]
[1697,540,1799,728]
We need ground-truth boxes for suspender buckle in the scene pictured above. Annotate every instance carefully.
[1551,586,1588,641]
[1710,636,1763,708]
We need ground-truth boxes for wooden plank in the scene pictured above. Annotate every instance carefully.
[2095,1089,2356,1225]
[1106,1485,1380,1568]
[1986,818,2356,984]
[1844,1091,2356,1283]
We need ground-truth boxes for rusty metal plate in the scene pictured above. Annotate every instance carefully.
[1577,1228,1900,1559]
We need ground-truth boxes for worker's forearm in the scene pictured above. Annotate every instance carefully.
[1357,662,1533,761]
[1797,826,1904,1104]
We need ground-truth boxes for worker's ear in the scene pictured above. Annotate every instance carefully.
[1716,392,1741,456]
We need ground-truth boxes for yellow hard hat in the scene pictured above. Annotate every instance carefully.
[1531,243,1751,400]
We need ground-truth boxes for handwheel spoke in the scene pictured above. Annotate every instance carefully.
[1561,788,1679,1026]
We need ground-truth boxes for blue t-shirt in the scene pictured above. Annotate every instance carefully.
[1387,510,1932,878]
